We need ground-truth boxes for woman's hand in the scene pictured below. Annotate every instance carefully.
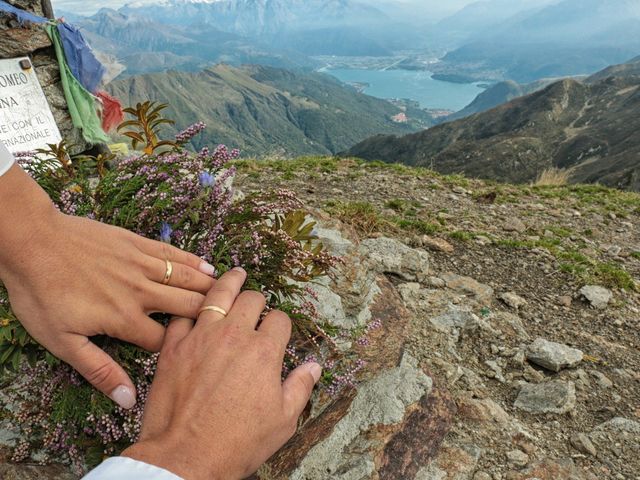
[122,268,322,480]
[0,164,215,408]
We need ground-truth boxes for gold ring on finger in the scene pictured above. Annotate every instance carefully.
[163,259,174,285]
[198,305,228,319]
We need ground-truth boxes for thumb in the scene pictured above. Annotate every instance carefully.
[282,362,322,419]
[64,336,137,409]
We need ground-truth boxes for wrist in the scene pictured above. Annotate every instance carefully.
[0,163,60,279]
[123,438,224,480]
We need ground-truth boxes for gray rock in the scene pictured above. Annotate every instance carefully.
[592,417,640,435]
[490,312,530,341]
[304,279,351,329]
[589,418,640,472]
[473,473,492,480]
[526,338,583,372]
[579,285,613,309]
[428,276,447,288]
[503,218,527,233]
[506,449,529,467]
[415,463,447,480]
[499,291,528,310]
[422,236,455,254]
[314,225,354,257]
[590,370,613,389]
[440,273,494,305]
[570,433,597,456]
[485,360,506,383]
[514,381,577,414]
[290,354,432,480]
[430,310,479,333]
[359,237,430,282]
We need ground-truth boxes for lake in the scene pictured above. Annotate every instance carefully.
[325,68,485,112]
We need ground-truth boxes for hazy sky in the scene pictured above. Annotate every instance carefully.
[52,0,479,18]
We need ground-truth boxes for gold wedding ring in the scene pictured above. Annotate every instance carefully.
[198,305,228,318]
[162,260,174,285]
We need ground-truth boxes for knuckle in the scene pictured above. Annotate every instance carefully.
[295,373,314,395]
[130,278,148,297]
[175,265,194,285]
[241,290,266,308]
[84,362,115,388]
[160,242,172,258]
[212,283,237,298]
[183,293,203,314]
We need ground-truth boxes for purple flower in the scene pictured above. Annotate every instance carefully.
[160,222,173,243]
[199,171,215,188]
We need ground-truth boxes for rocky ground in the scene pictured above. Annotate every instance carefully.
[235,157,640,480]
[2,157,639,479]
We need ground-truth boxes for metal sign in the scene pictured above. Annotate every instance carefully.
[0,56,62,153]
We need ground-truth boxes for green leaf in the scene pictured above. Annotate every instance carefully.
[0,344,16,364]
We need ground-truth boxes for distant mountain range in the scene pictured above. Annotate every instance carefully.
[107,64,433,157]
[76,8,317,75]
[71,0,429,76]
[431,0,640,83]
[345,57,640,191]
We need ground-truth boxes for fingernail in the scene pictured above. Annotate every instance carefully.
[232,267,246,274]
[110,385,136,409]
[306,363,323,383]
[199,261,216,277]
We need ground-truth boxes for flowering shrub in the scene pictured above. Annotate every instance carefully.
[0,103,376,473]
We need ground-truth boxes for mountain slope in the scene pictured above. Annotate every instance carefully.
[587,55,640,83]
[345,70,640,191]
[107,64,432,156]
[446,79,554,121]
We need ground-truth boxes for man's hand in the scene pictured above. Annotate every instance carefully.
[0,164,216,409]
[122,268,322,480]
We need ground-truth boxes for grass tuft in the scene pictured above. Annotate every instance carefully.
[535,168,571,186]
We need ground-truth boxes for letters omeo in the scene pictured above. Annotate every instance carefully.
[0,57,61,152]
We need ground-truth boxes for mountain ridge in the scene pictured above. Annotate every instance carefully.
[106,64,433,157]
[345,60,640,191]
[431,0,640,82]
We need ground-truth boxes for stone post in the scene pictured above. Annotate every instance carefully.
[0,0,89,152]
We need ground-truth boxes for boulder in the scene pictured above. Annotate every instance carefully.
[421,236,454,254]
[252,278,456,480]
[509,457,597,480]
[440,273,494,306]
[498,292,527,310]
[579,285,613,309]
[514,381,576,414]
[526,338,583,372]
[289,353,432,479]
[429,310,479,333]
[569,433,597,456]
[359,237,430,282]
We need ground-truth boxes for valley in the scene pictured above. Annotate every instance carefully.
[106,64,435,157]
[346,58,640,192]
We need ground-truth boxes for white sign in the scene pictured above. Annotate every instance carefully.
[0,57,62,153]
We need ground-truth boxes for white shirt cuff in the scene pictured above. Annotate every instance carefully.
[0,142,14,177]
[83,457,183,480]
